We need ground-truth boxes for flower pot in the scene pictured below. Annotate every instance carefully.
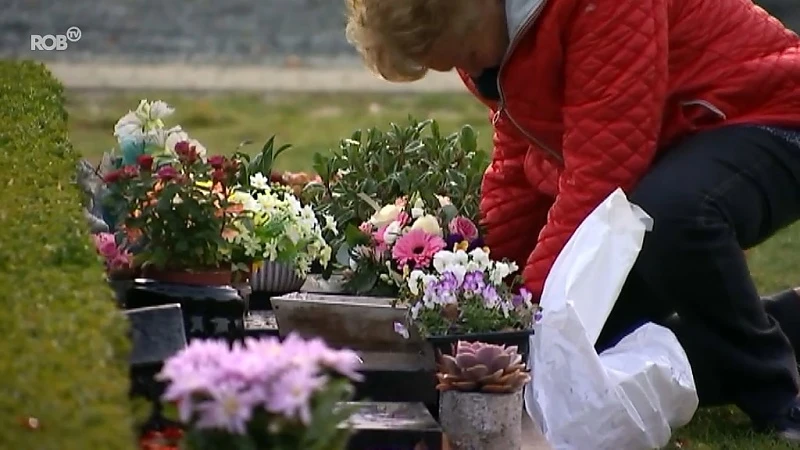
[439,390,523,450]
[250,260,305,295]
[428,330,534,362]
[126,268,246,343]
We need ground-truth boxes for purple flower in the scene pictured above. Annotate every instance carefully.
[157,333,364,433]
[511,288,533,309]
[462,271,485,295]
[265,367,326,424]
[194,381,255,434]
[481,284,501,308]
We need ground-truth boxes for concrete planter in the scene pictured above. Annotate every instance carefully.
[439,389,523,450]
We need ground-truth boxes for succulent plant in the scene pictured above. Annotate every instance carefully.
[436,341,531,393]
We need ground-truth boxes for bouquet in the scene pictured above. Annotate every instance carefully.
[398,248,537,337]
[339,194,483,295]
[226,177,336,278]
[158,334,363,450]
[99,100,252,274]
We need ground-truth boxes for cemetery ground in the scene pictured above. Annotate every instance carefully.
[67,90,800,449]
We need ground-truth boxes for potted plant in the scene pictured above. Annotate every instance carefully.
[306,118,489,283]
[436,341,531,450]
[99,99,252,341]
[396,246,538,360]
[226,177,335,304]
[156,333,363,449]
[335,193,484,296]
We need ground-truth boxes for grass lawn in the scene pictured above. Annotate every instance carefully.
[67,90,800,449]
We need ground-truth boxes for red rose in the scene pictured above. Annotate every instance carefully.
[208,155,225,169]
[211,168,226,184]
[122,165,139,178]
[137,154,154,171]
[156,166,179,181]
[174,141,197,164]
[174,140,190,155]
[103,169,123,183]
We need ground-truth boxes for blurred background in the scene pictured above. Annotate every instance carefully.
[0,0,797,170]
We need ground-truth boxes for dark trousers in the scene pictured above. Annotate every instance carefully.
[594,125,800,421]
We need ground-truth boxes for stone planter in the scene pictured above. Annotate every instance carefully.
[439,390,523,450]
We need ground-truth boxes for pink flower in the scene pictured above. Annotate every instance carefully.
[373,224,389,253]
[449,216,479,241]
[109,251,132,270]
[358,222,374,234]
[396,211,410,228]
[157,165,179,181]
[92,233,118,258]
[392,229,446,269]
[394,196,408,207]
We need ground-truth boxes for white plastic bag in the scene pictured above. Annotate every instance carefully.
[525,188,699,450]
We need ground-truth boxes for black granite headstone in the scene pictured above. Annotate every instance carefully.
[125,303,187,367]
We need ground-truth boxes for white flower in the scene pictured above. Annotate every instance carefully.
[453,250,469,267]
[164,126,189,152]
[323,214,338,235]
[229,191,260,212]
[490,262,512,285]
[407,269,425,295]
[383,221,403,245]
[411,197,425,219]
[114,99,175,143]
[369,204,402,227]
[433,251,454,273]
[114,111,144,142]
[410,215,442,236]
[188,138,207,160]
[250,173,271,191]
[469,248,491,271]
[449,264,467,285]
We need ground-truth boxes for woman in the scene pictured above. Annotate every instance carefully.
[345,0,800,441]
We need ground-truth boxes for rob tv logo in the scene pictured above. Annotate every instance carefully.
[30,27,82,51]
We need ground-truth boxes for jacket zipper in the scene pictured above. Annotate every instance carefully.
[493,1,563,164]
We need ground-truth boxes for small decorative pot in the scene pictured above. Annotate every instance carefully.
[250,260,305,294]
[440,390,523,450]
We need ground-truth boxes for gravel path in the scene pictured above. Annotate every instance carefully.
[46,62,466,93]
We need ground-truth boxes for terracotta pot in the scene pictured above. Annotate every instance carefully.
[142,267,232,286]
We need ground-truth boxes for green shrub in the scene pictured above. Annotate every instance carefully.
[0,61,135,448]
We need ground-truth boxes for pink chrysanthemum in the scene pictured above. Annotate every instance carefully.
[392,229,446,269]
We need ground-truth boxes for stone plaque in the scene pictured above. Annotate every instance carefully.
[125,303,187,366]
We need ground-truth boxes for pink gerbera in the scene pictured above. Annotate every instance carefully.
[392,229,446,269]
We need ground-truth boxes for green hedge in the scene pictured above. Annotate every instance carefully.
[0,61,134,448]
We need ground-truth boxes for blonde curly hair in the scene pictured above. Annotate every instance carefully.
[344,0,476,82]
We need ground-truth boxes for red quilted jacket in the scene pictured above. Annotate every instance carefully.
[458,0,800,297]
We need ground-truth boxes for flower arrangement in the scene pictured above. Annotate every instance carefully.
[99,100,251,277]
[226,178,335,278]
[399,249,536,337]
[339,194,483,295]
[157,334,362,449]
